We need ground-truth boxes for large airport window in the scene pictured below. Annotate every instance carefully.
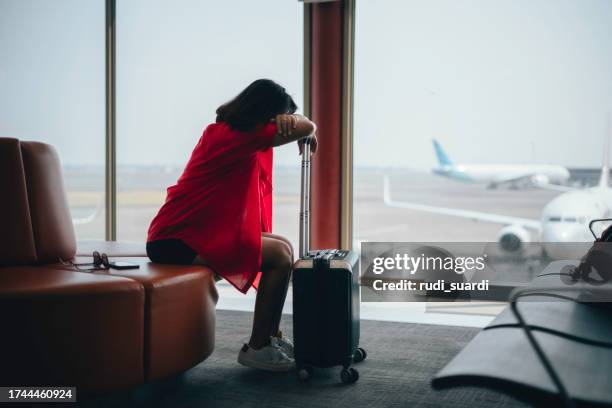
[0,0,106,240]
[115,0,304,247]
[353,0,612,284]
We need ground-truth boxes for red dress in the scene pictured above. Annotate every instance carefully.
[147,122,276,293]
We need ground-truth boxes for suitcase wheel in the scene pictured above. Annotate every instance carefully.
[340,367,359,384]
[354,347,367,363]
[297,365,314,381]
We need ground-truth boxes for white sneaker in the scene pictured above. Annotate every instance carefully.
[237,343,295,372]
[271,334,294,358]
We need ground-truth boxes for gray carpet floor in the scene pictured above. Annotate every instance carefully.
[77,310,532,408]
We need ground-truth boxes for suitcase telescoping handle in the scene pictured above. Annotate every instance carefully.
[299,137,312,258]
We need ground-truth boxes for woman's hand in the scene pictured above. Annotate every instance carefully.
[298,134,318,155]
[272,114,299,138]
[270,114,317,149]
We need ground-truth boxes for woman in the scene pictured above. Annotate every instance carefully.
[146,79,317,372]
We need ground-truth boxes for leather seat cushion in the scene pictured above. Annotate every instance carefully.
[0,138,37,265]
[20,141,76,263]
[0,267,145,393]
[64,257,218,381]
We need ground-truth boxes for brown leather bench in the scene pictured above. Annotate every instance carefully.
[0,138,218,393]
[53,257,219,382]
[0,267,145,392]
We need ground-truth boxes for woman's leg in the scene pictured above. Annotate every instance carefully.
[248,236,293,349]
[262,233,294,337]
[262,232,295,260]
[193,255,225,282]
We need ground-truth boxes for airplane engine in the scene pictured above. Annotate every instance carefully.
[531,174,549,186]
[496,225,530,252]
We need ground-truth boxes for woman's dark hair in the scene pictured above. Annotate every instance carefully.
[216,79,297,131]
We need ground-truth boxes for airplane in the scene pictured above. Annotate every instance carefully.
[384,134,612,259]
[71,199,103,225]
[432,139,570,189]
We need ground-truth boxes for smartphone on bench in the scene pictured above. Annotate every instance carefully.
[108,261,140,270]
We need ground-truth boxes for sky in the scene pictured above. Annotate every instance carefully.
[1,0,611,169]
[355,0,612,168]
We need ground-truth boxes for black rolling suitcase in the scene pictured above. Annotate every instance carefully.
[292,138,366,384]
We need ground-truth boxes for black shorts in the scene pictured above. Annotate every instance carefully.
[146,239,197,265]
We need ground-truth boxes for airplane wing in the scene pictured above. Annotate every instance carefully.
[383,176,542,231]
[531,180,577,192]
[71,202,103,226]
[488,173,572,191]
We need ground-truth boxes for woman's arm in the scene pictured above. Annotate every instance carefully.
[271,114,317,149]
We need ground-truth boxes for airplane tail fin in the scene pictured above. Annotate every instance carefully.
[599,116,611,189]
[433,139,453,167]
